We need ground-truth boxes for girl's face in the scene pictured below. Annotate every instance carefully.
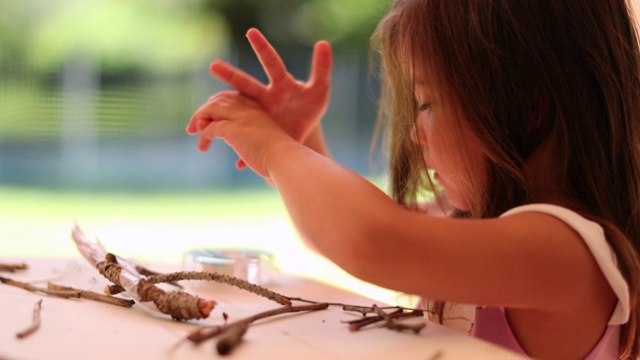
[411,83,486,212]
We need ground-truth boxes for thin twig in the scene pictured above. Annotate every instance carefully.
[187,303,329,355]
[287,297,432,314]
[288,297,427,332]
[146,271,291,306]
[343,308,403,331]
[216,322,249,355]
[134,264,182,289]
[343,308,425,332]
[0,276,81,299]
[0,263,28,272]
[47,283,134,308]
[16,299,43,339]
[371,304,425,333]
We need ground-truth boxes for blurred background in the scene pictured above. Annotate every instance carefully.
[0,0,388,190]
[0,0,403,303]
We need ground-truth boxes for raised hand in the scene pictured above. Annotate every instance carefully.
[186,28,332,153]
[191,91,295,179]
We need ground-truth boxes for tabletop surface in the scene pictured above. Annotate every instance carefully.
[0,257,525,360]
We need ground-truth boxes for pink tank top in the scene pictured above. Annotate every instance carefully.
[471,306,620,359]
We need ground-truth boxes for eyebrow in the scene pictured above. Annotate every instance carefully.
[414,81,432,91]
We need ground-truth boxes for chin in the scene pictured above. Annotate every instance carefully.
[444,193,473,213]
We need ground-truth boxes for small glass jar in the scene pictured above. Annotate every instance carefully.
[183,248,276,289]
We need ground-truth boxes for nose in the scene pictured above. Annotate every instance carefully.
[410,122,428,146]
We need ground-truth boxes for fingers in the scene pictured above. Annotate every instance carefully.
[186,107,204,134]
[187,114,209,135]
[197,133,213,152]
[186,121,199,135]
[187,118,211,135]
[308,40,333,88]
[196,117,231,152]
[210,60,266,100]
[235,159,247,170]
[246,28,289,83]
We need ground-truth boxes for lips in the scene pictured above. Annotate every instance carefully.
[433,172,446,188]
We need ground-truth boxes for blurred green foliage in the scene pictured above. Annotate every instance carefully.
[1,0,390,76]
[0,0,390,137]
[0,0,390,188]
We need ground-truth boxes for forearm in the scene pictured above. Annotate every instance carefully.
[266,141,397,273]
[303,125,331,158]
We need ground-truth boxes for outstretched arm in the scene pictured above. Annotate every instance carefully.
[193,94,604,313]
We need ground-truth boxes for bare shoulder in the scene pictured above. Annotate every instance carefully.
[387,209,615,310]
[496,211,618,358]
[492,211,616,308]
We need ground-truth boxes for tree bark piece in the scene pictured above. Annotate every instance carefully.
[96,255,216,320]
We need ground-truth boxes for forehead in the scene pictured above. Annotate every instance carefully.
[409,63,436,90]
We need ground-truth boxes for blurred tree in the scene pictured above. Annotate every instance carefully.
[291,0,390,50]
[201,0,389,49]
[23,0,227,75]
[2,0,390,77]
[196,0,389,83]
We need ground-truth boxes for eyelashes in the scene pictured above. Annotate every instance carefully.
[418,103,431,112]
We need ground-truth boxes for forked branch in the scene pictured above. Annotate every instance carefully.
[187,303,329,355]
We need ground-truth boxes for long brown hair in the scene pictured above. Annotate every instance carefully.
[372,0,640,358]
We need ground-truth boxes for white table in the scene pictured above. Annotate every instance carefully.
[0,257,525,360]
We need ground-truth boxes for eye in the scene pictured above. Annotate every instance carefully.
[418,103,431,112]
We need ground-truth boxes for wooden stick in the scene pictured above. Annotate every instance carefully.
[0,263,28,272]
[371,304,425,333]
[287,297,433,314]
[344,308,403,331]
[0,276,81,299]
[96,255,216,320]
[134,264,181,289]
[187,303,329,355]
[47,283,134,308]
[16,299,43,339]
[145,271,291,306]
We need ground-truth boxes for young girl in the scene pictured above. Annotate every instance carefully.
[187,0,640,358]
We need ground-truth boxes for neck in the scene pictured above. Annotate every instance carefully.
[522,140,573,207]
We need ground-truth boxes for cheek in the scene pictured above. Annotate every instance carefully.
[413,114,431,144]
[463,129,487,188]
